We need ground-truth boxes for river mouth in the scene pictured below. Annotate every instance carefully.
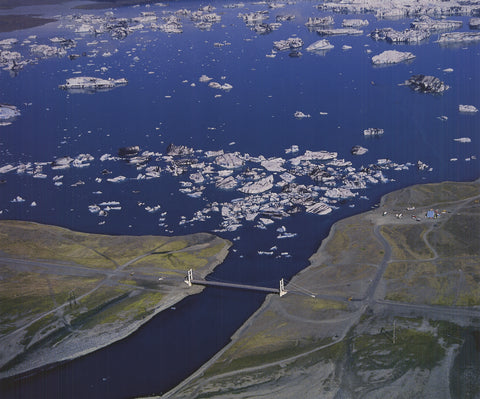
[450,329,480,399]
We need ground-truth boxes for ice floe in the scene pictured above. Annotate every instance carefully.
[459,104,478,113]
[273,37,303,51]
[59,77,127,92]
[306,39,334,52]
[371,50,415,65]
[404,75,449,94]
[0,104,20,126]
[364,128,384,136]
[317,28,363,36]
[454,137,472,143]
[438,32,480,44]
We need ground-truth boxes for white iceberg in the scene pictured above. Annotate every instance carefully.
[459,104,478,113]
[371,50,415,65]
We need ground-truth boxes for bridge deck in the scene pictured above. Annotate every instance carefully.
[191,279,279,294]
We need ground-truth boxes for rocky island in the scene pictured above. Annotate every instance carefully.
[0,221,230,379]
[166,180,480,398]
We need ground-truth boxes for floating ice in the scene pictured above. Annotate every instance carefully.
[59,77,127,92]
[0,104,20,126]
[459,104,478,113]
[371,50,415,65]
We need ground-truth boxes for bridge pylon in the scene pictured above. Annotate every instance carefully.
[185,269,193,287]
[279,278,287,297]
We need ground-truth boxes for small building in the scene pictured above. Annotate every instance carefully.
[426,210,435,218]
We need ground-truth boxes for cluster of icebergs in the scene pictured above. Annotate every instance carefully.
[2,0,479,79]
[318,0,480,19]
[0,141,436,232]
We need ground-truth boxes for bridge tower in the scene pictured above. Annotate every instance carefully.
[279,278,287,297]
[185,269,193,287]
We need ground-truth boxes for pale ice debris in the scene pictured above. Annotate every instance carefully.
[342,19,368,28]
[59,77,127,90]
[459,104,478,113]
[364,128,384,136]
[371,50,415,65]
[294,111,310,119]
[107,176,127,182]
[199,74,212,82]
[238,175,274,194]
[306,39,334,52]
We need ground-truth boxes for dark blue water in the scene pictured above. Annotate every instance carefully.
[0,1,479,397]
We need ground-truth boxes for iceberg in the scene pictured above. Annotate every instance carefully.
[404,75,449,94]
[454,137,471,143]
[0,104,20,126]
[342,19,368,28]
[305,16,334,27]
[437,32,480,45]
[363,128,384,136]
[351,145,368,155]
[470,18,480,29]
[459,104,478,113]
[238,175,274,194]
[410,16,462,32]
[59,77,127,92]
[306,39,334,52]
[215,153,244,169]
[316,28,363,36]
[305,202,332,215]
[294,111,310,119]
[273,37,303,51]
[371,50,415,65]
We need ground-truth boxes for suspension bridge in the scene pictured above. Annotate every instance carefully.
[184,269,317,298]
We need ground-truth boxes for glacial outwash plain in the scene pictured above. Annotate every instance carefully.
[167,180,480,398]
[0,221,230,379]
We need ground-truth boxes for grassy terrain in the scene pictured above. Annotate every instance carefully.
[381,185,480,306]
[380,224,434,260]
[0,267,103,326]
[0,221,230,376]
[171,180,480,398]
[382,181,480,209]
[325,221,384,265]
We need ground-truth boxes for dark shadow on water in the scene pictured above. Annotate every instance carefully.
[450,329,480,399]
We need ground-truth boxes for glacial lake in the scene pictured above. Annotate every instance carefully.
[0,0,479,397]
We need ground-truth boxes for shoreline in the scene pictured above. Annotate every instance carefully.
[0,224,231,382]
[1,287,200,383]
[163,178,480,398]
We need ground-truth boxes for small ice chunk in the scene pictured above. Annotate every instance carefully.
[294,111,310,119]
[11,196,25,203]
[459,104,478,113]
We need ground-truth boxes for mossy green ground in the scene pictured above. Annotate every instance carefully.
[0,221,230,375]
[172,180,480,398]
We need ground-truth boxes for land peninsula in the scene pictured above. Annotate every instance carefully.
[0,221,230,379]
[167,179,480,398]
